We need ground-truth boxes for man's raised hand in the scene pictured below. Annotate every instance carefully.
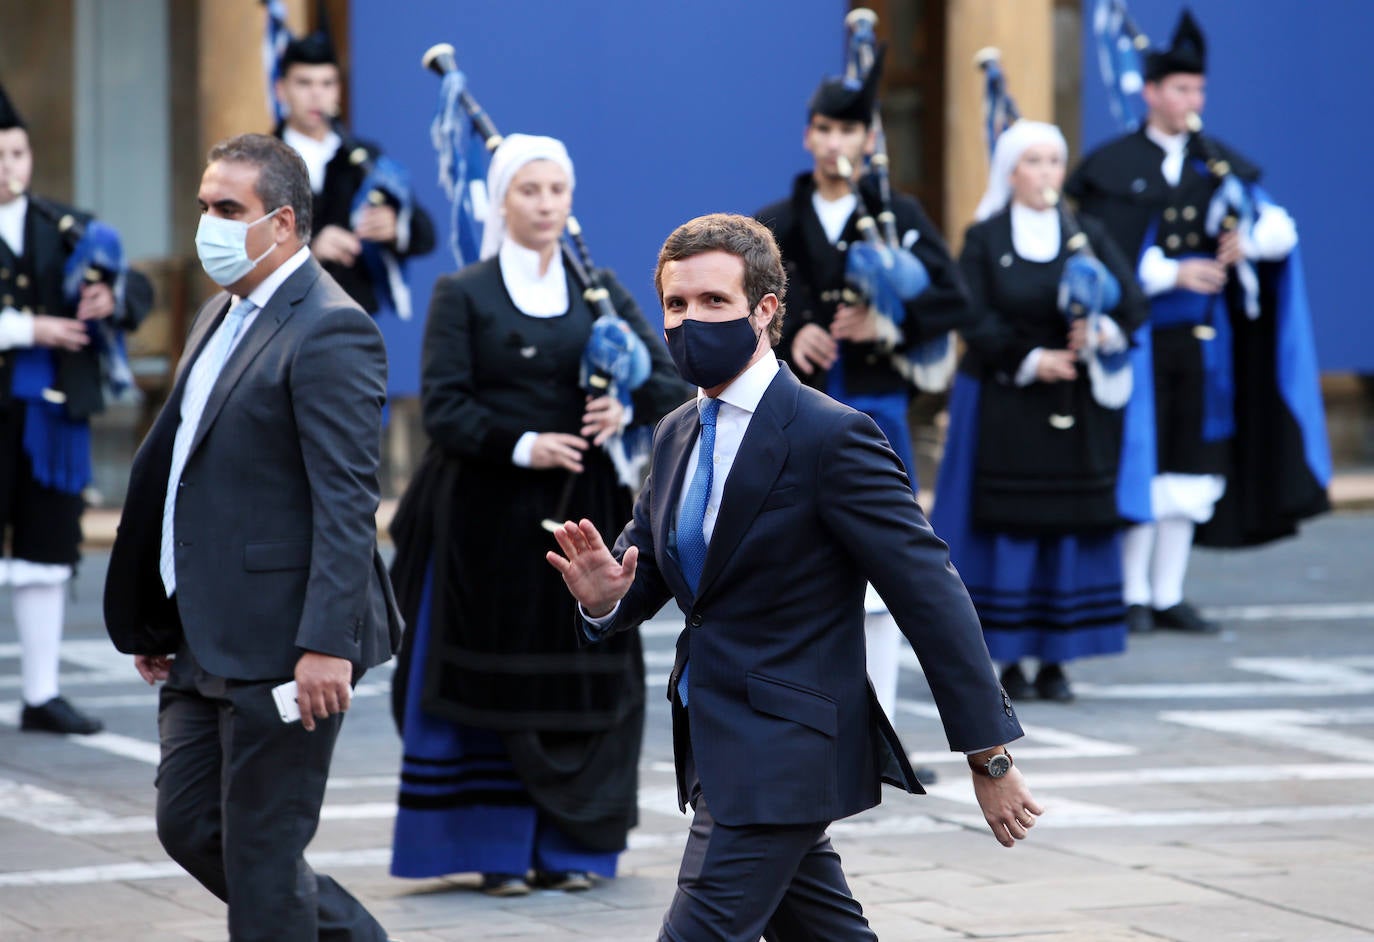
[546,519,637,618]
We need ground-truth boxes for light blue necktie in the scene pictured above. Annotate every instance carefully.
[676,397,720,707]
[159,298,256,596]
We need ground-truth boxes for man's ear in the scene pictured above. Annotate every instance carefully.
[275,206,298,243]
[754,292,780,330]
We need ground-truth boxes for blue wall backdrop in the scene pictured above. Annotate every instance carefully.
[351,0,846,395]
[1080,0,1373,372]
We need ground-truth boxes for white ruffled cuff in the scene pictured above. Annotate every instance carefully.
[1014,348,1045,387]
[1138,246,1181,297]
[0,307,35,350]
[512,431,538,467]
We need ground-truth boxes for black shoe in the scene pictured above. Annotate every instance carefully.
[1153,601,1219,634]
[912,765,939,786]
[480,873,530,896]
[20,696,104,735]
[999,663,1035,701]
[1126,604,1154,634]
[531,870,593,892]
[1034,664,1075,703]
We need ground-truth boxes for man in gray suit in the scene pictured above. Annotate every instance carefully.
[104,134,400,941]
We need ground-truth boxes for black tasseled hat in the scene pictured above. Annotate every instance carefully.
[1145,8,1207,81]
[0,78,25,131]
[280,1,338,72]
[280,29,337,71]
[807,45,885,126]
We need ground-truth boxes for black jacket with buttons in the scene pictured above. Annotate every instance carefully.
[277,129,437,314]
[1066,125,1261,273]
[0,197,152,420]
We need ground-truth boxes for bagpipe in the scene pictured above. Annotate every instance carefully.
[836,9,953,394]
[332,117,418,320]
[14,184,134,403]
[421,43,655,519]
[974,50,1129,427]
[1186,112,1260,320]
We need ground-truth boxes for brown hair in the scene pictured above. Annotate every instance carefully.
[654,213,787,346]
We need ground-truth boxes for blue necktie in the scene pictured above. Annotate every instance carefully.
[676,397,720,707]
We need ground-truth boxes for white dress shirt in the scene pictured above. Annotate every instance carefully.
[674,354,780,543]
[0,194,25,256]
[584,354,780,626]
[160,247,310,595]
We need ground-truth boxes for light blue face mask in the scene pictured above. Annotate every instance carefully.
[194,207,281,286]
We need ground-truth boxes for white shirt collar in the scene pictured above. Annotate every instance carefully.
[498,237,569,317]
[812,190,858,245]
[700,353,780,416]
[244,245,311,310]
[283,126,342,194]
[1145,124,1189,187]
[0,195,27,256]
[1145,123,1188,156]
[1009,201,1062,263]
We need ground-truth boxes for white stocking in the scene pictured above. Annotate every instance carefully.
[1121,523,1157,607]
[14,582,66,707]
[1150,517,1196,610]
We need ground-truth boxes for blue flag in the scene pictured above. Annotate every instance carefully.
[1093,0,1149,132]
[261,0,290,126]
[430,69,490,269]
[975,50,1021,159]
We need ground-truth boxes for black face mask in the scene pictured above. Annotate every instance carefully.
[665,315,759,389]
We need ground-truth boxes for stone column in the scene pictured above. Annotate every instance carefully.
[944,0,1054,252]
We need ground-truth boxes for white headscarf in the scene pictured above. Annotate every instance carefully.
[973,120,1068,222]
[478,133,576,260]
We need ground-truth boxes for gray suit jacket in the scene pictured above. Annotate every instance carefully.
[105,256,402,680]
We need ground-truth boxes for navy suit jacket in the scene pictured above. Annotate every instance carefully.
[590,362,1022,827]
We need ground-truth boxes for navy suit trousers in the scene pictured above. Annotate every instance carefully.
[659,722,878,942]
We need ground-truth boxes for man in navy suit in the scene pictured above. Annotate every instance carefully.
[548,214,1041,941]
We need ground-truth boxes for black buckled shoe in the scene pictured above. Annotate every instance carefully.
[531,870,593,892]
[1034,663,1075,703]
[20,697,104,735]
[1153,601,1219,634]
[998,663,1035,701]
[480,872,530,896]
[1126,604,1154,634]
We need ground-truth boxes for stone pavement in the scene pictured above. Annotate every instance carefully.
[3,514,1374,940]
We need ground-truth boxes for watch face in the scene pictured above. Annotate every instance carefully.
[987,753,1012,778]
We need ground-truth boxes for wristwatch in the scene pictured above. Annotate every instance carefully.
[968,749,1013,779]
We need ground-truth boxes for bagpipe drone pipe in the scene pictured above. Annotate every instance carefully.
[835,9,952,393]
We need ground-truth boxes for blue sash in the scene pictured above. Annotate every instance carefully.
[11,348,91,495]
